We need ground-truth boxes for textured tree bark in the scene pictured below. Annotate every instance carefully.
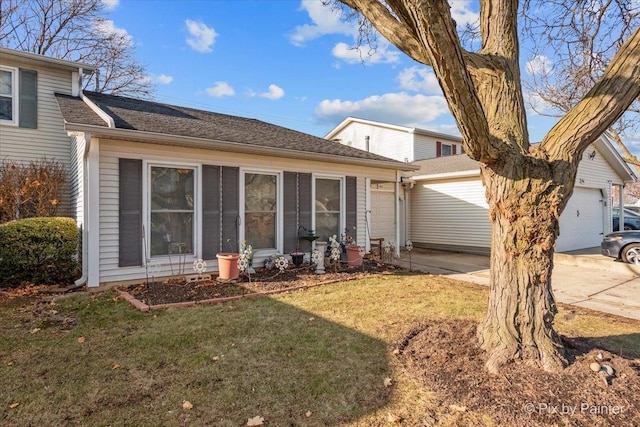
[338,0,640,373]
[477,157,572,373]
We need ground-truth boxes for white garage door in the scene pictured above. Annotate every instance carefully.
[556,187,604,252]
[371,190,395,242]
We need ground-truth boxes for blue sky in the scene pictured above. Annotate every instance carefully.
[100,0,571,142]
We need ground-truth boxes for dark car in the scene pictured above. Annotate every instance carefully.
[601,231,640,264]
[612,207,640,231]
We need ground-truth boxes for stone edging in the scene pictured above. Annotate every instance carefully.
[116,275,365,312]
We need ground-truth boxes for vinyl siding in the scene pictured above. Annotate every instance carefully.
[69,134,86,225]
[414,134,463,161]
[97,139,395,284]
[0,60,75,216]
[408,143,624,253]
[409,177,491,253]
[331,122,414,162]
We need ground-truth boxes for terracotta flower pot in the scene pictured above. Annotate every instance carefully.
[216,253,240,280]
[346,246,363,266]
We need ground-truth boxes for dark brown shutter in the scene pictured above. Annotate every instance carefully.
[452,144,457,155]
[298,173,312,252]
[119,159,142,267]
[283,172,297,253]
[221,166,239,253]
[436,141,442,157]
[202,165,221,259]
[19,69,37,129]
[345,176,357,236]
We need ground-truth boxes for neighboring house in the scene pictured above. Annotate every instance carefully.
[326,117,464,245]
[0,47,94,217]
[327,117,637,253]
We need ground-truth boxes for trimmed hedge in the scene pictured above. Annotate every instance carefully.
[0,217,79,288]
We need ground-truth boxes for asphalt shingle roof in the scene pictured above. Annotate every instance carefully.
[411,153,480,176]
[55,91,401,164]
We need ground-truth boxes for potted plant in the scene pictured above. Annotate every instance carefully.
[342,227,363,266]
[216,238,240,281]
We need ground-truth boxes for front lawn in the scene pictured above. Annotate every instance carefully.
[1,273,638,426]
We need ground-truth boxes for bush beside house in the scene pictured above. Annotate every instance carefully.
[0,217,79,287]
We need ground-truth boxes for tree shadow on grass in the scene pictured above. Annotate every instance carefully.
[1,293,391,427]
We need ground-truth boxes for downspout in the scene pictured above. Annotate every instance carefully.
[74,131,92,286]
[395,170,400,257]
[73,68,88,287]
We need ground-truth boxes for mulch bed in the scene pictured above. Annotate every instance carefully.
[123,259,401,308]
[398,319,640,427]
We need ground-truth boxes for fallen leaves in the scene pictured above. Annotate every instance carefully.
[9,402,20,409]
[383,377,393,387]
[77,336,85,343]
[182,400,193,410]
[247,415,264,426]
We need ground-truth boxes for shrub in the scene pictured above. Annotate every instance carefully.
[0,217,79,288]
[0,158,66,223]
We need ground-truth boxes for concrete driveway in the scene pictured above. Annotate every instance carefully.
[395,248,640,321]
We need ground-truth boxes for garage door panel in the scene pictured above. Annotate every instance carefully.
[557,188,604,252]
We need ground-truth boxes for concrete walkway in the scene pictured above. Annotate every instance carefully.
[394,248,640,321]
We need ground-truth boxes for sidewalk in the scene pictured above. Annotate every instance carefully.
[394,248,640,321]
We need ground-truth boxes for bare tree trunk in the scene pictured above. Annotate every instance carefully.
[477,160,570,373]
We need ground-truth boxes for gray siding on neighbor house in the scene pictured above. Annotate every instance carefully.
[0,61,75,216]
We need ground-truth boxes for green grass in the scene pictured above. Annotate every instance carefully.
[1,273,638,426]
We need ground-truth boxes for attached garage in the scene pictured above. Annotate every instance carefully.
[370,185,396,243]
[406,137,635,254]
[556,187,606,252]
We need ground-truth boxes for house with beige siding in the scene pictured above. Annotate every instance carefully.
[52,91,415,287]
[327,118,636,254]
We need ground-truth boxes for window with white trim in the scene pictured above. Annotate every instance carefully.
[315,177,342,241]
[149,166,195,257]
[244,172,279,250]
[0,66,17,125]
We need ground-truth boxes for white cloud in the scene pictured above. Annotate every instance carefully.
[185,19,217,53]
[525,92,556,115]
[93,19,132,47]
[450,0,480,28]
[398,66,441,94]
[155,74,173,85]
[289,0,355,46]
[259,84,285,100]
[332,42,400,64]
[526,55,552,75]
[315,92,450,125]
[206,81,235,97]
[101,0,119,11]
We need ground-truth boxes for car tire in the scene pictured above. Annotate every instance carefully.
[621,243,640,264]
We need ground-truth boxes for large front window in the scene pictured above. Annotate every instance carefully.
[315,178,341,241]
[149,166,195,257]
[0,67,16,124]
[245,172,278,249]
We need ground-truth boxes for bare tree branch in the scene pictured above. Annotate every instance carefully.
[0,0,154,98]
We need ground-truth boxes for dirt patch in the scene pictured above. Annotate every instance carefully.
[125,260,402,307]
[398,319,640,427]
